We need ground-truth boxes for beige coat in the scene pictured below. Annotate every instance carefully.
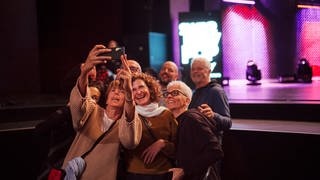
[62,85,142,180]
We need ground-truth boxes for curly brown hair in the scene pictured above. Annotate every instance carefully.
[132,73,162,103]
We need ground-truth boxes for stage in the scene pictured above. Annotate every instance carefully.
[221,78,320,122]
[224,78,320,103]
[219,79,320,180]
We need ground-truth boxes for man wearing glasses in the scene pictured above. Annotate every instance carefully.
[127,60,142,74]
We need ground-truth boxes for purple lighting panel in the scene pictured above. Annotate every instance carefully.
[222,5,274,80]
[296,8,320,77]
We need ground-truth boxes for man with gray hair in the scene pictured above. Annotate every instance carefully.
[188,57,231,177]
[189,57,231,143]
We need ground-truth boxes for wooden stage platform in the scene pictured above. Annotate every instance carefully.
[225,79,320,103]
[224,79,320,122]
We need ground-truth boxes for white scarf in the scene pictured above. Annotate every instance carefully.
[136,102,167,117]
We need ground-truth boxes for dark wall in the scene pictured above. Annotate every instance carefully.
[37,0,124,94]
[0,0,124,95]
[0,0,40,94]
[1,0,301,95]
[122,0,172,69]
[1,0,172,95]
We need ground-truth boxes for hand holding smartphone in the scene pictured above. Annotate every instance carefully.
[100,47,125,60]
[97,46,125,73]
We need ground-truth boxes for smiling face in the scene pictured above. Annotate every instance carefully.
[159,61,178,86]
[165,84,189,113]
[132,79,151,106]
[190,59,210,87]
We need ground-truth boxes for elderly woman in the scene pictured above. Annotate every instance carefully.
[62,44,142,180]
[125,73,178,180]
[165,81,223,180]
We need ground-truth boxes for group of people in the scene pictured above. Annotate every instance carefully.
[37,42,231,180]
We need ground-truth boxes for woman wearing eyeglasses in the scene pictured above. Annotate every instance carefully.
[124,73,178,180]
[164,81,223,180]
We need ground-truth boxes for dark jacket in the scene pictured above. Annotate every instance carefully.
[176,108,224,180]
[189,81,231,142]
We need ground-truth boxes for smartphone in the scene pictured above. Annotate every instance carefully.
[100,47,125,60]
[98,46,125,73]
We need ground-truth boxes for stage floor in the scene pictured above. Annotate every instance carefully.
[223,79,320,104]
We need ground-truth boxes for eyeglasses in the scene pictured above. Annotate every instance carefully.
[163,89,187,98]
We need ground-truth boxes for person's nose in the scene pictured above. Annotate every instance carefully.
[114,89,121,94]
[133,89,141,95]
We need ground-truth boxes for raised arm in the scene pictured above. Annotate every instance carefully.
[69,45,112,129]
[116,55,135,122]
[117,55,142,149]
[78,44,111,96]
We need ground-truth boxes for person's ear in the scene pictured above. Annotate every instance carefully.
[185,97,191,106]
[207,68,211,74]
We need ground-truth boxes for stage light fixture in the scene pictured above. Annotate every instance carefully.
[296,58,312,83]
[246,60,261,85]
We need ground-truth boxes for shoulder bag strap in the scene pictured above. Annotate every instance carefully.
[81,121,116,158]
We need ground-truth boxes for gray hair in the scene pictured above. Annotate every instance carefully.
[191,57,211,70]
[167,80,193,100]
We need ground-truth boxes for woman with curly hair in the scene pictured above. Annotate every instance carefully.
[124,73,178,180]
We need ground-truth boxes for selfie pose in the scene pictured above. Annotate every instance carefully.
[62,44,142,180]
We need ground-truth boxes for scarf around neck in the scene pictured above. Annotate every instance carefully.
[136,102,167,117]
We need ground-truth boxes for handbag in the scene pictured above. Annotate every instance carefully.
[47,121,116,180]
[48,167,66,180]
[140,115,176,167]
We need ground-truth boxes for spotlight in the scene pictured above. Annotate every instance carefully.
[296,58,312,83]
[246,60,261,85]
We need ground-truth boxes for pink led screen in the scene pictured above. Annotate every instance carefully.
[296,8,320,77]
[222,5,275,80]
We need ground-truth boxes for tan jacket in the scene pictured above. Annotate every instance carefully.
[62,85,142,180]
